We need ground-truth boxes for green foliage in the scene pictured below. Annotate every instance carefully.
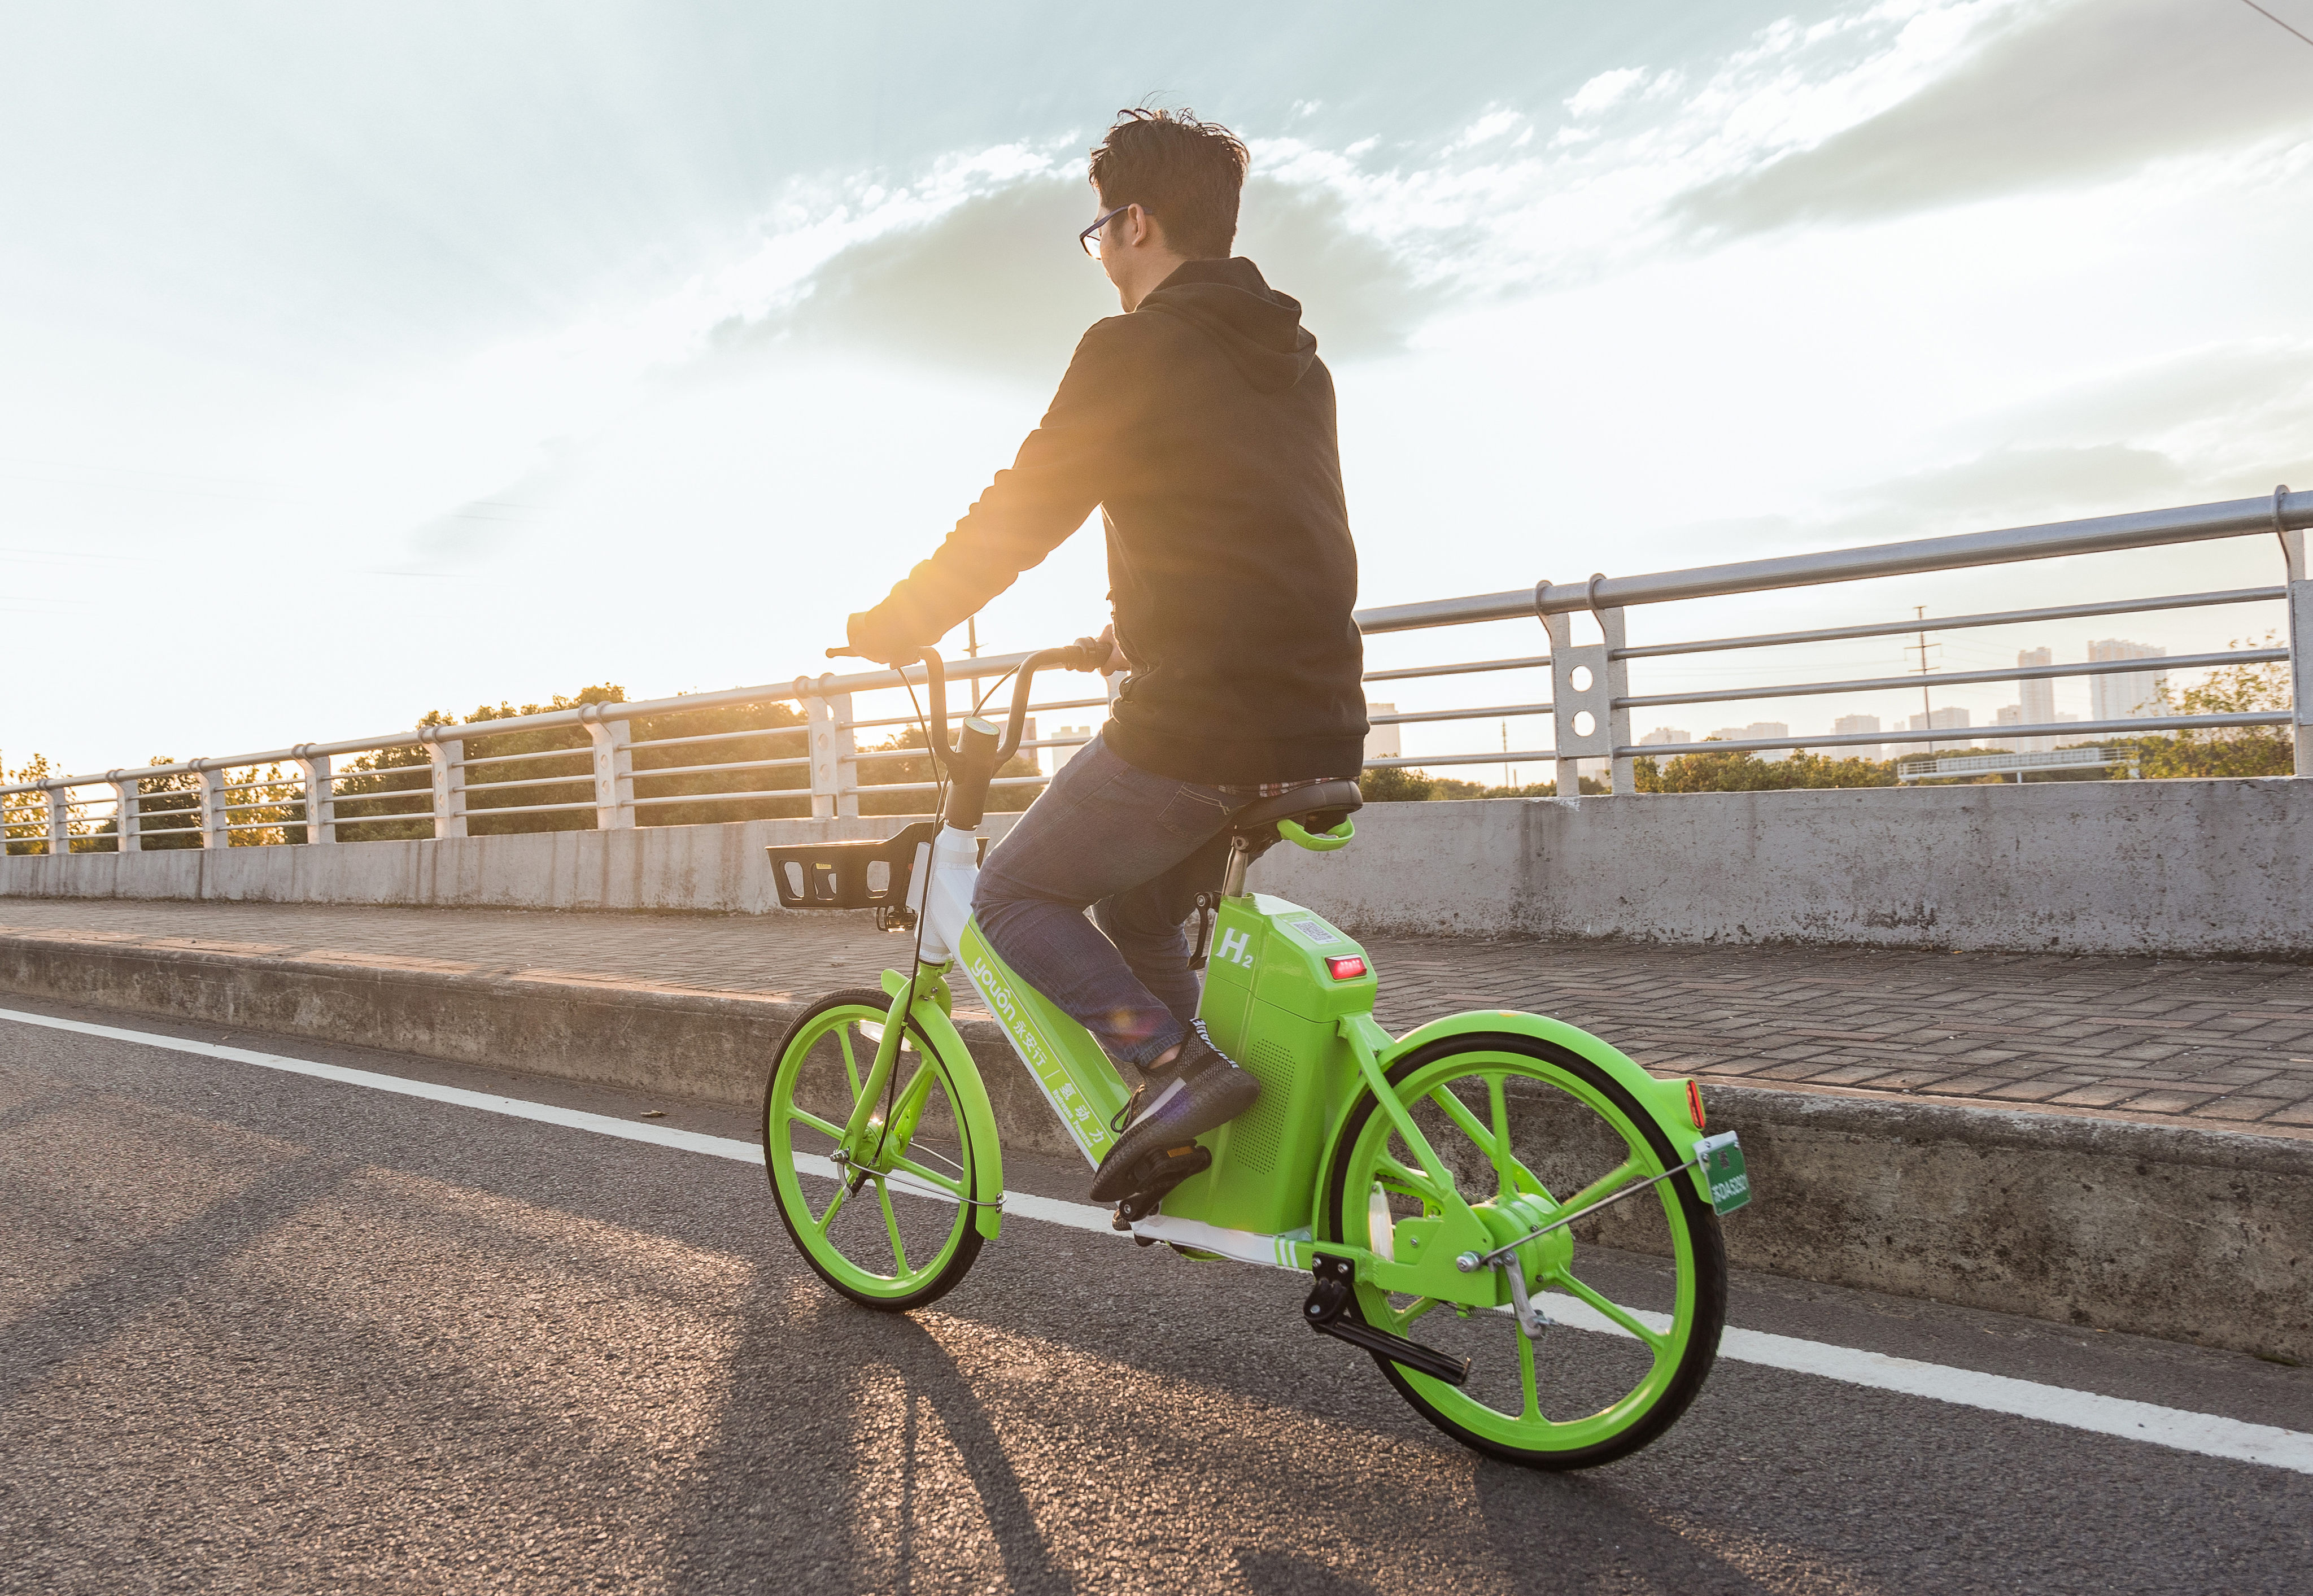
[2,752,57,854]
[2124,636,2294,779]
[1633,748,1898,793]
[1358,766,1604,800]
[855,722,1044,816]
[126,758,203,849]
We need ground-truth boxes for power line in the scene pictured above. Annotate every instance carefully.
[2237,0,2313,50]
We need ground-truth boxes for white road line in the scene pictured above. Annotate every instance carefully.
[10,1004,2311,1477]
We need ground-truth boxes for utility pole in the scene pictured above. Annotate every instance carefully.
[1905,607,1941,754]
[965,617,979,659]
[1502,721,1511,791]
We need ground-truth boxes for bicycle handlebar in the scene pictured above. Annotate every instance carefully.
[994,641,1103,764]
[820,638,1103,795]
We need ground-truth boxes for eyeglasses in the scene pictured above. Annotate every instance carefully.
[1079,204,1131,260]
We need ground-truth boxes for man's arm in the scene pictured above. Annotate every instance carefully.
[848,324,1133,662]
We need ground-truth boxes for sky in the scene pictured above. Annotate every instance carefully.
[6,0,2312,781]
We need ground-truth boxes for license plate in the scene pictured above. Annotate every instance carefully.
[1696,1132,1752,1215]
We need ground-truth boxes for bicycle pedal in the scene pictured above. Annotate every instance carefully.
[1112,1144,1212,1223]
[1302,1255,1470,1387]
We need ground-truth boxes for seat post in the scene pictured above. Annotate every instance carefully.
[1221,835,1256,898]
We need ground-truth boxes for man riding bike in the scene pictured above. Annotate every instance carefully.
[843,108,1367,1209]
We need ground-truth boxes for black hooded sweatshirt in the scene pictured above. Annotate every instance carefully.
[851,256,1367,786]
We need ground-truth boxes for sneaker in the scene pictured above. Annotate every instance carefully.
[1088,1034,1260,1202]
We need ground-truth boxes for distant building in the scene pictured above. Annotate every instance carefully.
[2016,647,2057,752]
[1707,721,1790,763]
[1888,706,1970,760]
[1044,723,1096,774]
[2087,639,2168,723]
[1991,703,2023,751]
[1639,726,1693,748]
[1364,703,1402,761]
[1831,713,1881,760]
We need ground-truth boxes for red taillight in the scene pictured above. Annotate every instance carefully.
[1687,1079,1707,1131]
[1326,956,1368,980]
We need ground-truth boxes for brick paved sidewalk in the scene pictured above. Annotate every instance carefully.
[3,897,2310,1136]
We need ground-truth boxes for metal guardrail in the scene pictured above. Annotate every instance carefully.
[4,487,2308,854]
[1896,746,2140,784]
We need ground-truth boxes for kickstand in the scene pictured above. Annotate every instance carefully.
[1186,891,1218,971]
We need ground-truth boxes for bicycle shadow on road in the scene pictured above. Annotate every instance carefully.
[665,1282,1069,1596]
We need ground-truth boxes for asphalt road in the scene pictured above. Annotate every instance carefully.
[3,995,2309,1595]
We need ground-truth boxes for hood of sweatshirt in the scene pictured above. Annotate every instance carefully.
[1137,257,1317,394]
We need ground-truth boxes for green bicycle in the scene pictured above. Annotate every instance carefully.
[761,644,1752,1468]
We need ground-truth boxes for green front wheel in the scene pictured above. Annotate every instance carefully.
[1324,1035,1727,1469]
[763,988,985,1311]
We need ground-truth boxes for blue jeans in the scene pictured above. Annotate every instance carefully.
[973,731,1247,1070]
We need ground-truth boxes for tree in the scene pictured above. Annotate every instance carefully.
[2127,635,2294,779]
[2,753,58,854]
[1633,747,1897,793]
[855,722,1043,816]
[1357,766,1603,800]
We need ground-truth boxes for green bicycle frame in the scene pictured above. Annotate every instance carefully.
[871,870,1718,1279]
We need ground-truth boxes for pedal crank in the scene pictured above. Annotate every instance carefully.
[1108,1144,1213,1231]
[1302,1255,1471,1386]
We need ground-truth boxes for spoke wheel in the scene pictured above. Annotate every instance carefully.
[1324,1035,1726,1469]
[763,988,984,1311]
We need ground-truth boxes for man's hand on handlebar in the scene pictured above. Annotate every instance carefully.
[1092,623,1130,675]
[839,610,922,668]
[835,616,1124,675]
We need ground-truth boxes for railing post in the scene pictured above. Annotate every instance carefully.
[425,733,468,839]
[583,708,634,829]
[196,765,230,848]
[44,785,70,855]
[1600,605,1634,794]
[107,771,139,852]
[293,747,335,844]
[1543,584,1621,797]
[805,682,856,819]
[2281,504,2311,779]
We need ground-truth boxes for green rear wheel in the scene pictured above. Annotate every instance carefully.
[763,988,984,1311]
[1324,1034,1727,1469]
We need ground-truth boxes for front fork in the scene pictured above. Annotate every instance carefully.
[834,978,942,1176]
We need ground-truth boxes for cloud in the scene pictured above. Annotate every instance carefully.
[1448,108,1526,150]
[1848,442,2189,518]
[715,175,1113,382]
[1673,0,2313,235]
[1566,68,1646,117]
[716,165,1444,378]
[1674,344,2313,563]
[1972,340,2313,457]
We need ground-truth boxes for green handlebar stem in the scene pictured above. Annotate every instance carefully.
[1277,816,1355,851]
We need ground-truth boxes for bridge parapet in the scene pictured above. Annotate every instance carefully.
[5,486,2310,856]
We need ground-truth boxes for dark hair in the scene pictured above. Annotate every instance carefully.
[1088,108,1249,260]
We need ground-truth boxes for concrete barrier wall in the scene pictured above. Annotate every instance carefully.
[1255,778,2313,956]
[6,777,2311,955]
[0,814,1018,917]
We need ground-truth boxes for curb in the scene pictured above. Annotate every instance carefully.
[2,929,2305,1361]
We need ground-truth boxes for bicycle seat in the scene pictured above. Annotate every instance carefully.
[1227,779,1363,846]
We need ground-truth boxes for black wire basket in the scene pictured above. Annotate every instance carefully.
[764,822,941,911]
